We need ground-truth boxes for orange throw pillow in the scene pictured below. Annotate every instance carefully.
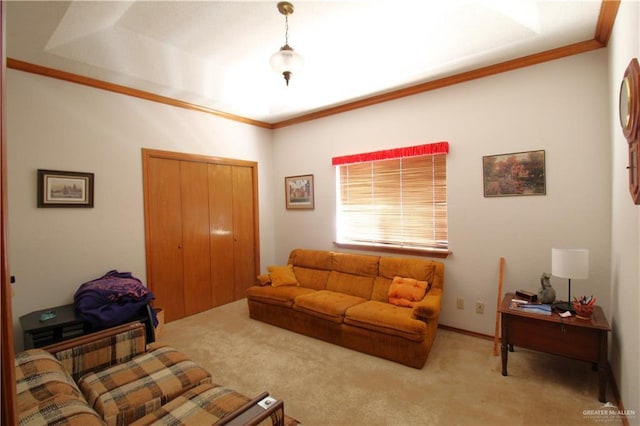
[267,265,299,287]
[388,276,429,307]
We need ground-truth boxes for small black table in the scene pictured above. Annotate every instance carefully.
[19,303,156,349]
[20,304,86,349]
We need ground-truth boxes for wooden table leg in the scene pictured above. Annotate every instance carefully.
[501,342,508,376]
[597,363,607,402]
[598,332,608,402]
[501,313,508,376]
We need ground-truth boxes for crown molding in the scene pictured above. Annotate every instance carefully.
[7,1,618,130]
[6,58,273,130]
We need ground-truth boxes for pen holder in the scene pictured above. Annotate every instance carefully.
[572,301,594,320]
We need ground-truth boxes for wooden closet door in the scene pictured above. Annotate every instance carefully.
[144,149,260,322]
[208,164,235,306]
[146,157,185,322]
[180,161,212,316]
[232,165,257,300]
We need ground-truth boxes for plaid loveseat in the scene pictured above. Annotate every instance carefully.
[16,322,148,425]
[15,321,292,426]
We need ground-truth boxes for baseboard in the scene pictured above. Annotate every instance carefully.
[438,324,494,341]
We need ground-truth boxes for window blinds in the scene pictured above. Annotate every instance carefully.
[334,142,448,251]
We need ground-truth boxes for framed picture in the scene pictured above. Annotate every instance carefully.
[37,169,94,208]
[482,150,546,197]
[285,174,314,209]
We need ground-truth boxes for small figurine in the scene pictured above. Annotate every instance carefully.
[538,272,556,303]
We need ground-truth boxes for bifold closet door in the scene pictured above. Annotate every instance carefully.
[231,165,257,300]
[180,161,212,316]
[144,149,260,323]
[146,157,185,322]
[209,163,257,304]
[209,164,235,306]
[149,159,213,320]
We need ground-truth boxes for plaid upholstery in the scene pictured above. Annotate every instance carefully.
[18,394,105,426]
[78,345,212,426]
[47,323,147,382]
[130,383,286,426]
[15,349,83,413]
[130,384,249,425]
[15,350,104,425]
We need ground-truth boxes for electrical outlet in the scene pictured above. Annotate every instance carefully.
[456,297,464,310]
[475,301,484,314]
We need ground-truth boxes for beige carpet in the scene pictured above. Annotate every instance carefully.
[156,299,622,426]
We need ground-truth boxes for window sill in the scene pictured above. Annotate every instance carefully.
[332,242,451,259]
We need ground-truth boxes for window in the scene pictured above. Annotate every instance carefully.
[333,142,448,255]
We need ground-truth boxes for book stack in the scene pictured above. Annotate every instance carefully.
[509,299,552,315]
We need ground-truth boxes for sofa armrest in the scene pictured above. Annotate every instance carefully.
[256,274,271,286]
[41,322,147,382]
[216,392,285,426]
[412,287,443,320]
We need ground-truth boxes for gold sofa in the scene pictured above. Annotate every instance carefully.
[246,249,445,368]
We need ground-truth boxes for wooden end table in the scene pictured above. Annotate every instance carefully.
[499,293,611,402]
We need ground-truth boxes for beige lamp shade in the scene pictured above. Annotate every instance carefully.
[551,248,589,279]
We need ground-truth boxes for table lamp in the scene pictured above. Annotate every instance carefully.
[551,248,589,312]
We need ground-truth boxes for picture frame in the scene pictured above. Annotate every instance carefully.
[285,174,314,209]
[482,150,546,197]
[37,169,94,208]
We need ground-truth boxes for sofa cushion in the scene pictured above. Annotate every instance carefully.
[332,252,379,277]
[379,256,436,282]
[292,266,330,290]
[130,384,251,425]
[246,285,315,307]
[15,349,83,413]
[267,265,299,287]
[79,345,212,425]
[18,394,105,426]
[48,323,147,382]
[370,276,393,302]
[388,276,429,308]
[344,301,427,341]
[326,271,375,299]
[287,249,334,290]
[288,249,334,270]
[293,290,366,323]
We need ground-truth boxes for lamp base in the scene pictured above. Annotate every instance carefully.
[553,301,575,314]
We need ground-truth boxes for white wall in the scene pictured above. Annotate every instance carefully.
[272,50,612,337]
[608,0,640,418]
[8,14,638,415]
[7,70,276,351]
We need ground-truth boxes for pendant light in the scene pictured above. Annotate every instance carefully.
[270,2,303,86]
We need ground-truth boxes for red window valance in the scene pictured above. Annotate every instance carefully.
[331,141,449,166]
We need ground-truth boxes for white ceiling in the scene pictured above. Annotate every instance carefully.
[6,1,603,124]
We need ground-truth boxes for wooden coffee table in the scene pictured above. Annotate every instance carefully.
[499,293,611,402]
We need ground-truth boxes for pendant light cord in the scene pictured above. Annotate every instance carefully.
[284,15,290,46]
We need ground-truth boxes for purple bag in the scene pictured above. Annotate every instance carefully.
[74,270,157,329]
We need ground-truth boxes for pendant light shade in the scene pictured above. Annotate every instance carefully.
[271,2,303,86]
[270,45,304,86]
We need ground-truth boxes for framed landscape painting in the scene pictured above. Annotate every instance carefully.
[483,150,546,197]
[37,169,94,207]
[285,174,314,209]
